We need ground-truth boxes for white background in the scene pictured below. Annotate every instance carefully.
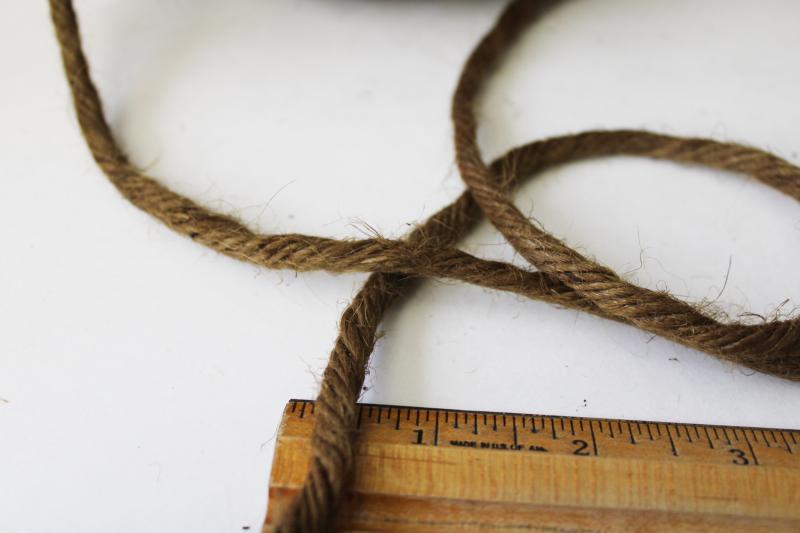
[2,0,800,531]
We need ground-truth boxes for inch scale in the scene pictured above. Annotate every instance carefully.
[265,400,800,532]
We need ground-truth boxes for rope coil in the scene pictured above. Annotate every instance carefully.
[48,0,800,530]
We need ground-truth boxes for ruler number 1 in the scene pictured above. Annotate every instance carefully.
[412,429,425,445]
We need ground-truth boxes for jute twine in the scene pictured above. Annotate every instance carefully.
[49,0,800,530]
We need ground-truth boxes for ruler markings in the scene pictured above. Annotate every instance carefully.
[627,422,636,445]
[666,425,679,457]
[512,416,518,448]
[704,426,715,449]
[284,399,799,470]
[284,399,798,472]
[782,432,794,454]
[434,410,439,446]
[722,427,732,445]
[743,430,760,466]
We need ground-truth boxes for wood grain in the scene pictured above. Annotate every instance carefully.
[264,400,800,532]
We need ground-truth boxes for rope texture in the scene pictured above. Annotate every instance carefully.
[47,0,800,530]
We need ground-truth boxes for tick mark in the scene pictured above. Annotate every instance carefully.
[666,426,679,456]
[704,427,714,449]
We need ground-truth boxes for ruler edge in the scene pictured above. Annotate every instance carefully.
[286,398,800,434]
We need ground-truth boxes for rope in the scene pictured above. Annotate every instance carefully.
[48,0,800,530]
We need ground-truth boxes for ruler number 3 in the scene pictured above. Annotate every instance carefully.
[729,448,751,466]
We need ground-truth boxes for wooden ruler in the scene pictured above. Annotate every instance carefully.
[265,400,800,532]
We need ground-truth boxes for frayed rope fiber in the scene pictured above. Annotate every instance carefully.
[49,0,800,530]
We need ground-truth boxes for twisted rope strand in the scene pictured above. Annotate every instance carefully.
[47,0,800,530]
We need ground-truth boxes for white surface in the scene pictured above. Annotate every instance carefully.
[2,0,800,531]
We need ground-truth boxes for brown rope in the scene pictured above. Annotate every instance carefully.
[47,0,800,531]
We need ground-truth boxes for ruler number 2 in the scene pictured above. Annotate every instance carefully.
[572,439,590,456]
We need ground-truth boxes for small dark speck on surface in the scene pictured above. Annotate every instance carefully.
[242,527,250,531]
[669,357,679,362]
